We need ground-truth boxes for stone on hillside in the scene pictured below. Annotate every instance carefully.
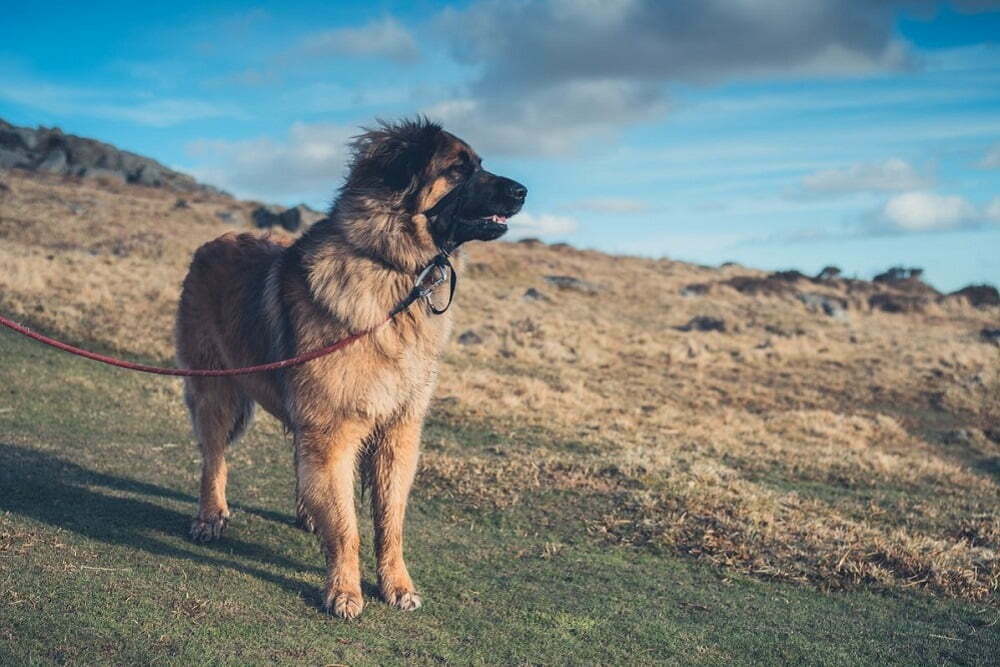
[457,330,483,345]
[37,149,67,173]
[815,266,842,281]
[798,292,848,319]
[981,328,1000,344]
[869,292,928,314]
[523,287,550,302]
[252,204,284,229]
[544,275,601,294]
[278,204,325,232]
[950,284,1000,308]
[680,283,709,297]
[679,316,726,333]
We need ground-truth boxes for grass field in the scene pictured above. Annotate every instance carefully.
[1,170,999,664]
[1,318,998,665]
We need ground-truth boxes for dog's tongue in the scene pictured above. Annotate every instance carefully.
[490,215,508,224]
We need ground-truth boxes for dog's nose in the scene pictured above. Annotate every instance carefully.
[506,181,527,201]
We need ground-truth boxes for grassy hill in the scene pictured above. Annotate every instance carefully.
[1,170,998,664]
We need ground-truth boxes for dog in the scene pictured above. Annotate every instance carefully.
[175,118,526,618]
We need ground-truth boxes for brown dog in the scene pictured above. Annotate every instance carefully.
[175,119,526,618]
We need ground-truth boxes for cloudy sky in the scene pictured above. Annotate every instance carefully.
[2,0,999,290]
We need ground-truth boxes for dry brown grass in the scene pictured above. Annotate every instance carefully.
[2,170,998,601]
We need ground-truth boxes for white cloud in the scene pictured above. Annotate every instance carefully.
[986,196,1000,222]
[297,17,419,64]
[424,79,668,155]
[185,121,354,201]
[875,191,978,232]
[979,143,1000,169]
[507,212,579,238]
[799,158,933,196]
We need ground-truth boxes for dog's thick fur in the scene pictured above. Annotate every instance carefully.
[175,119,524,618]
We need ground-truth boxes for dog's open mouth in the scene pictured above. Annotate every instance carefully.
[485,214,508,226]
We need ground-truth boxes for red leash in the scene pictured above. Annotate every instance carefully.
[0,251,457,378]
[0,312,387,377]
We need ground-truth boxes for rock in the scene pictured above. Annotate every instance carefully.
[522,287,550,302]
[950,284,1000,308]
[678,316,726,333]
[457,330,483,345]
[724,275,795,296]
[874,266,923,284]
[981,328,1000,344]
[0,117,231,197]
[544,275,601,294]
[869,293,928,314]
[174,198,190,209]
[517,237,543,246]
[769,270,808,282]
[252,204,284,229]
[680,283,709,297]
[0,147,30,169]
[251,204,324,232]
[37,148,67,173]
[798,292,848,319]
[944,429,974,445]
[872,266,939,298]
[278,204,325,232]
[815,266,842,281]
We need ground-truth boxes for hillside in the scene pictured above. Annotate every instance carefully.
[1,166,998,662]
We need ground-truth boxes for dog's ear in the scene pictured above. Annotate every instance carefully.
[348,118,442,197]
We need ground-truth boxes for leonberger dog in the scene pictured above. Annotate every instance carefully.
[175,118,526,618]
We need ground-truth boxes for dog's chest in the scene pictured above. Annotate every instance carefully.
[295,304,453,422]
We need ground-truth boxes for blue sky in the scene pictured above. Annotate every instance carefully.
[2,1,998,291]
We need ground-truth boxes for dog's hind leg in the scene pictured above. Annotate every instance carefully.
[184,377,254,542]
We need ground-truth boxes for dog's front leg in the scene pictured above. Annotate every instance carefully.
[296,419,370,619]
[371,417,423,611]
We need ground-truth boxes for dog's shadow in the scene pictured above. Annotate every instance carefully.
[0,442,345,609]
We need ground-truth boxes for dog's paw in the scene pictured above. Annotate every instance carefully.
[189,511,229,542]
[383,587,422,611]
[324,590,364,619]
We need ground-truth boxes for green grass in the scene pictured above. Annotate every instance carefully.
[1,331,997,665]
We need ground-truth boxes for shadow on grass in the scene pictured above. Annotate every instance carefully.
[0,442,329,609]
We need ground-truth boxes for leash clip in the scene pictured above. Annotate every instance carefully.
[392,252,457,317]
[413,260,449,301]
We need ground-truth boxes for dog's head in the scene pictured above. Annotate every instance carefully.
[345,118,526,249]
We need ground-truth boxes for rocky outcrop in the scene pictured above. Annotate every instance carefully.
[0,118,229,197]
[950,284,1000,308]
[251,203,325,232]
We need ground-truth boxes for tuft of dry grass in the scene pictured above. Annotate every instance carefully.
[2,170,998,601]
